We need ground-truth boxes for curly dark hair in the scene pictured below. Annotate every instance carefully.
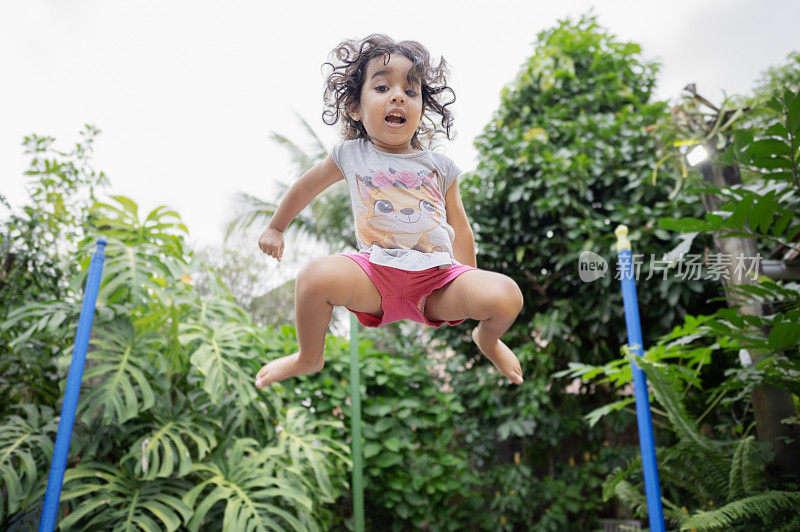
[321,34,456,151]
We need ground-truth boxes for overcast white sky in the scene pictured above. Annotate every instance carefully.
[2,0,799,249]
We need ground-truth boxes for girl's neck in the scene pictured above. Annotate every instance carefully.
[368,138,424,155]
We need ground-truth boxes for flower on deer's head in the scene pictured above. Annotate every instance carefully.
[394,170,422,189]
[368,168,426,190]
[372,170,394,189]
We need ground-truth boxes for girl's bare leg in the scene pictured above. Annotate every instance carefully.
[255,256,382,388]
[423,270,525,385]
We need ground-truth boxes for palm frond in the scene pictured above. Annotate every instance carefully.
[225,112,356,252]
[268,132,316,175]
[223,191,318,242]
[290,110,329,162]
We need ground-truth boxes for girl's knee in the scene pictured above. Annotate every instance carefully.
[296,256,367,308]
[296,257,336,295]
[489,276,524,318]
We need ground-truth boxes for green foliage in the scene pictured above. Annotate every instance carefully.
[1,126,108,409]
[59,463,192,531]
[0,127,485,530]
[432,13,723,528]
[284,333,480,530]
[654,88,800,417]
[562,83,800,524]
[680,491,800,531]
[181,423,344,532]
[80,318,159,425]
[0,130,355,529]
[599,357,800,530]
[0,405,58,522]
[4,16,796,531]
[122,393,219,480]
[225,111,357,251]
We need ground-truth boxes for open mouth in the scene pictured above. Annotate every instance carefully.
[385,114,406,124]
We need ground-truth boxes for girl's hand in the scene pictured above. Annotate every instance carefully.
[258,227,285,262]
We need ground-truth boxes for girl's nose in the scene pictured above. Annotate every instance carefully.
[391,93,405,103]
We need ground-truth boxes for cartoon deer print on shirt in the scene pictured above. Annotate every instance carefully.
[355,168,446,253]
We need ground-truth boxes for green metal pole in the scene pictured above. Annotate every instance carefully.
[349,313,364,531]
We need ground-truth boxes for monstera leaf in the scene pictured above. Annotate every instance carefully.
[79,318,161,425]
[179,297,260,407]
[60,461,192,531]
[272,406,351,506]
[123,392,219,480]
[182,437,315,532]
[0,404,58,523]
[85,196,190,307]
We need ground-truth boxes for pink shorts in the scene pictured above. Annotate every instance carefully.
[342,253,478,328]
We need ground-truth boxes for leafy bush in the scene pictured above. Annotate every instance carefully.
[1,132,353,530]
[431,13,724,528]
[559,83,800,529]
[0,128,485,531]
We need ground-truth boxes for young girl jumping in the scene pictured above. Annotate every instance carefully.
[255,34,524,388]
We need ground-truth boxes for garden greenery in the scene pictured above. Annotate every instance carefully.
[1,13,798,531]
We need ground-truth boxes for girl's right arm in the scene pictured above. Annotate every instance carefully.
[258,152,345,262]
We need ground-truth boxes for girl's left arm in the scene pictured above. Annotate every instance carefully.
[444,178,477,268]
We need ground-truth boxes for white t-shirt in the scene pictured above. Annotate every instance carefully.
[331,138,462,271]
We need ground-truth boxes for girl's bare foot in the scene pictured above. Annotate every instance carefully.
[472,327,524,385]
[255,352,321,389]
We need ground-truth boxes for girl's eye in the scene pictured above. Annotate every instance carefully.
[374,85,418,97]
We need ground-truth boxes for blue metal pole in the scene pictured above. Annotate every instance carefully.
[39,239,107,532]
[614,225,665,532]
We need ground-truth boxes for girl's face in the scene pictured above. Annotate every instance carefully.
[351,54,424,154]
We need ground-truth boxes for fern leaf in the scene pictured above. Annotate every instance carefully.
[636,357,730,494]
[727,436,765,502]
[680,491,800,530]
[614,479,649,519]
